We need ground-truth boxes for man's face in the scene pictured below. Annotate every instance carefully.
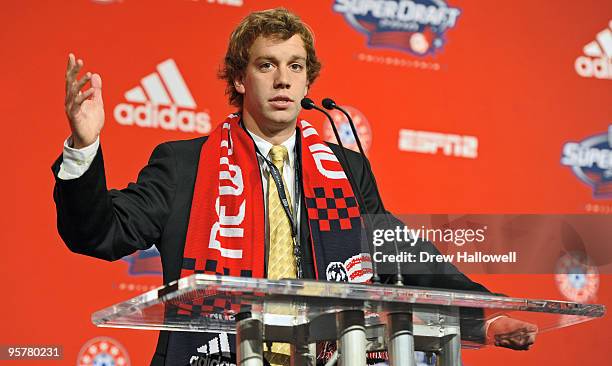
[235,34,309,131]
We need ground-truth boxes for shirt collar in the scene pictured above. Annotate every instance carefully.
[246,127,296,169]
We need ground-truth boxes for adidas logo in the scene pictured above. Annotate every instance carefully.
[196,332,231,355]
[113,59,212,133]
[191,332,235,366]
[574,20,612,80]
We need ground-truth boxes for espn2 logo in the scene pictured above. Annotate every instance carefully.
[398,128,478,159]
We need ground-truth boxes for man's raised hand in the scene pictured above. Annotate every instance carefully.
[64,53,104,149]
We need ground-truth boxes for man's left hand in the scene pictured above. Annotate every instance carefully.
[486,316,538,350]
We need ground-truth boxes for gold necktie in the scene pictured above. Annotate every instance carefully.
[267,145,296,280]
[266,145,295,366]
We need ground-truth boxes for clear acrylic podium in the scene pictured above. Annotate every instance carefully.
[92,274,605,365]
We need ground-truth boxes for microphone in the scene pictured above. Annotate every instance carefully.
[320,98,405,286]
[300,98,365,213]
[300,97,317,110]
[301,97,381,284]
[321,98,369,167]
[321,98,387,211]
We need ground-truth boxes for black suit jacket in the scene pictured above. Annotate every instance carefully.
[52,136,490,365]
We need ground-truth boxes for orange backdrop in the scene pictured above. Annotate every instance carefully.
[2,0,611,365]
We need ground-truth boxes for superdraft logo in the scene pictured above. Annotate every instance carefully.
[333,0,461,56]
[113,59,212,134]
[574,20,612,80]
[561,125,612,198]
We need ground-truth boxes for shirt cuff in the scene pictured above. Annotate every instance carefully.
[485,315,508,339]
[57,136,100,180]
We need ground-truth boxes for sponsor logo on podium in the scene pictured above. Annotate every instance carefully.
[561,125,612,198]
[333,0,462,56]
[190,332,235,366]
[76,337,130,366]
[113,59,212,134]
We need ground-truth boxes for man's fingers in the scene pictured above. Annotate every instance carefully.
[66,56,83,82]
[75,72,92,92]
[65,54,84,95]
[65,55,81,80]
[527,333,536,345]
[91,73,103,103]
[525,334,536,349]
[75,58,83,73]
[494,329,536,351]
[65,54,75,94]
[66,53,75,74]
[489,318,537,351]
[74,88,95,105]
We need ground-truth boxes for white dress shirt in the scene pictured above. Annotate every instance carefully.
[57,136,100,180]
[247,129,297,215]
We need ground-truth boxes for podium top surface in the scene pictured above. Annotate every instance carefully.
[92,274,605,348]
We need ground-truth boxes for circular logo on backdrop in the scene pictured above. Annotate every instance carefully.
[322,105,372,155]
[77,337,130,366]
[554,252,599,302]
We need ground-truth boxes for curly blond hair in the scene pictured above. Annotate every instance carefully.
[219,8,322,108]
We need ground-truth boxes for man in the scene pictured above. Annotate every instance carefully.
[54,8,535,366]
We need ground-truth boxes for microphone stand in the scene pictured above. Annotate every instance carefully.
[321,98,405,286]
[301,98,383,284]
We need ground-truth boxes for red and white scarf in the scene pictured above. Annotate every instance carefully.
[179,114,373,285]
